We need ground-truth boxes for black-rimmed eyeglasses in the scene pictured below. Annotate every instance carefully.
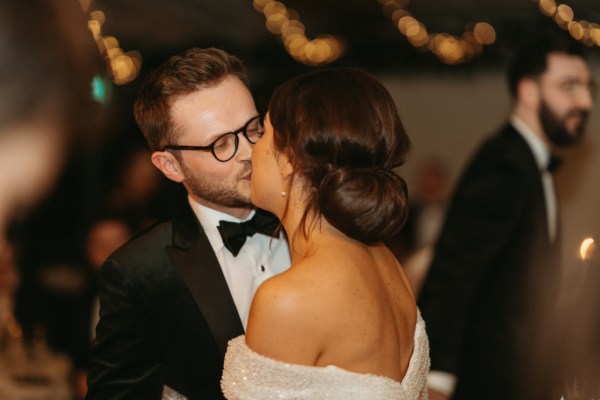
[161,114,264,162]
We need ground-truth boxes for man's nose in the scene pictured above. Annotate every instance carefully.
[578,84,595,111]
[236,133,253,161]
[577,83,596,111]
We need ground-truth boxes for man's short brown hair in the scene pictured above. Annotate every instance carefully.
[134,48,249,151]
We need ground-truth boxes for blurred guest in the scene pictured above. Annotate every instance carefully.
[418,34,595,400]
[85,217,133,338]
[0,0,97,398]
[104,147,166,232]
[0,0,96,244]
[73,216,132,399]
[86,218,134,276]
[0,0,96,337]
[387,157,450,294]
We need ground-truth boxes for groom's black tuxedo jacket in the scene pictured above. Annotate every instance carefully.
[86,200,244,400]
[418,124,561,400]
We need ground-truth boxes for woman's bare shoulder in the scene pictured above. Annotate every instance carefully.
[245,259,338,364]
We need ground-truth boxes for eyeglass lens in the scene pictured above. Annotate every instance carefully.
[213,115,263,161]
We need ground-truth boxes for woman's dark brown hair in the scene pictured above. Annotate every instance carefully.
[268,68,411,244]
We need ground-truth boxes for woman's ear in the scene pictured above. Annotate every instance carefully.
[151,151,185,183]
[277,152,294,181]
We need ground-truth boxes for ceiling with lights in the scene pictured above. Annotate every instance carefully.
[83,0,599,85]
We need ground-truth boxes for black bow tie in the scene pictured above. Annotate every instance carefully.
[217,210,280,256]
[547,154,562,173]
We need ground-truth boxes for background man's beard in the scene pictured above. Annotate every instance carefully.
[540,100,588,147]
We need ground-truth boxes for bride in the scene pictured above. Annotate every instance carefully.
[220,67,430,399]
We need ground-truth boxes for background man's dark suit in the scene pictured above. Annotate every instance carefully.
[418,124,561,399]
[87,201,244,399]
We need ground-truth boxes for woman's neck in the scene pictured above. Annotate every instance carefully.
[280,204,352,263]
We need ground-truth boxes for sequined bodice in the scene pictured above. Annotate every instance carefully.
[220,313,430,400]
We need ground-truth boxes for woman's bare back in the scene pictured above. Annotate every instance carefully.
[246,237,417,382]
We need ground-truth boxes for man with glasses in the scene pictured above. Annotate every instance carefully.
[419,34,594,400]
[86,48,291,400]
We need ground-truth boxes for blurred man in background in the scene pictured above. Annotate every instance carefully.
[419,34,595,400]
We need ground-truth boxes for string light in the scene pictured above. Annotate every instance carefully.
[580,237,596,261]
[79,0,142,85]
[536,0,600,47]
[378,0,496,65]
[253,0,345,66]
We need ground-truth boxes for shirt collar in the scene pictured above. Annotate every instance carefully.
[510,115,551,171]
[187,196,256,253]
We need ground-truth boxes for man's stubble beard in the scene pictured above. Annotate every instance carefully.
[181,161,252,208]
[539,98,588,147]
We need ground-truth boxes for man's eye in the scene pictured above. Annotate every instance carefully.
[559,81,573,91]
[214,135,235,149]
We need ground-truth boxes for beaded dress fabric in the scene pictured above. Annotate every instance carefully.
[221,313,430,400]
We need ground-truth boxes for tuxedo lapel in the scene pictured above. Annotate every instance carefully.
[504,126,552,243]
[167,201,244,357]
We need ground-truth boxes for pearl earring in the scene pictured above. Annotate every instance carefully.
[281,189,287,197]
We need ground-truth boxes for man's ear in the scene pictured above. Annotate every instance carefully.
[518,77,540,109]
[151,151,185,183]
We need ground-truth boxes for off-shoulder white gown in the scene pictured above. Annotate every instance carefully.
[220,313,430,400]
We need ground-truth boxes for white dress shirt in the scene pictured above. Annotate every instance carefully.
[510,115,558,243]
[189,197,291,330]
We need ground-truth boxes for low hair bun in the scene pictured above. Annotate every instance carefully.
[318,167,409,244]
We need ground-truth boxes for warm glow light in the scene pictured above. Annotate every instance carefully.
[568,21,585,40]
[554,4,573,29]
[538,0,557,16]
[90,10,105,26]
[128,50,142,67]
[579,238,596,260]
[255,0,343,66]
[87,20,101,39]
[383,1,495,64]
[437,36,465,64]
[253,0,273,12]
[304,41,327,64]
[392,9,409,24]
[328,38,344,58]
[266,13,287,34]
[537,0,599,48]
[556,4,574,25]
[473,22,496,45]
[85,4,142,85]
[103,36,119,51]
[398,16,417,35]
[591,26,600,45]
[107,47,123,59]
[287,36,309,57]
[408,24,428,47]
[263,1,286,16]
[405,21,422,37]
[281,19,305,38]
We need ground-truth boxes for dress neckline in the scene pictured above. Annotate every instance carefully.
[234,311,426,388]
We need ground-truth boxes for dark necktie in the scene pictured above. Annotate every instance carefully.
[217,210,280,256]
[547,154,562,173]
